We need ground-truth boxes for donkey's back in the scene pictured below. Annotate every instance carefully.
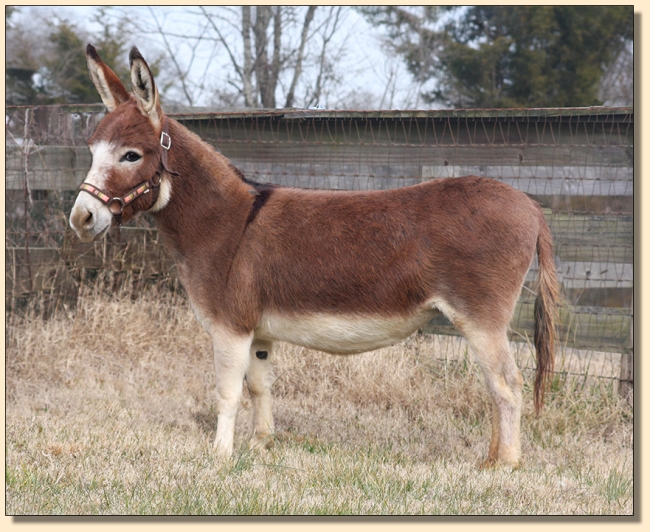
[245,176,542,331]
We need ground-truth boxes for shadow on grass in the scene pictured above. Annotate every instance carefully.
[192,409,218,435]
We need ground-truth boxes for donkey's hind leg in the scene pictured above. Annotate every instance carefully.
[466,326,523,468]
[246,339,275,450]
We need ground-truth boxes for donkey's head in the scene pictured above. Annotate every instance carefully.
[69,45,174,241]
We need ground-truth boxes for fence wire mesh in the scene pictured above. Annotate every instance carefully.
[5,104,633,385]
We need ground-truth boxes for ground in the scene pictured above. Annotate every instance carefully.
[5,288,633,515]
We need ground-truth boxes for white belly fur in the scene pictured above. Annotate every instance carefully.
[255,310,436,355]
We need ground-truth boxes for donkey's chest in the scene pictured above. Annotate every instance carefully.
[254,310,435,355]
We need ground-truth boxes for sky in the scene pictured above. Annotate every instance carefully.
[13,5,428,110]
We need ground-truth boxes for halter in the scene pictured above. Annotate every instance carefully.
[78,118,179,226]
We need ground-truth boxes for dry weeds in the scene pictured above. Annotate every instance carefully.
[5,288,633,515]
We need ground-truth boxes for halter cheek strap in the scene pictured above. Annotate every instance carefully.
[78,117,179,226]
[159,125,179,178]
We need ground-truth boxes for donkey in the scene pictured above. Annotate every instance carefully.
[70,45,559,468]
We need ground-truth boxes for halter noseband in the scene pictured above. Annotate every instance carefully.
[78,118,179,226]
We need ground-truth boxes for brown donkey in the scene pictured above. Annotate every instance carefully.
[70,45,559,468]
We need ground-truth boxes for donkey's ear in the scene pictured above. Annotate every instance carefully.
[86,44,130,112]
[129,47,163,129]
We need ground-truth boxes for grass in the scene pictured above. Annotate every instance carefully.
[5,286,633,515]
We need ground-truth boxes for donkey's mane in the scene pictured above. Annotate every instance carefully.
[226,161,282,193]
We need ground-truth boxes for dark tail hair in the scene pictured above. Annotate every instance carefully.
[533,215,560,415]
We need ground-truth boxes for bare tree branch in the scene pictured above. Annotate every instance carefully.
[148,7,195,106]
[284,6,316,108]
[200,5,249,102]
[309,6,343,107]
[135,6,351,109]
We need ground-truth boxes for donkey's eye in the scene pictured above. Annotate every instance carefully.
[121,151,141,162]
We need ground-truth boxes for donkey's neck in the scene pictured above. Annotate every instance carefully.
[151,120,253,264]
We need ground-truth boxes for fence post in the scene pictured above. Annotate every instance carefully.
[618,295,633,401]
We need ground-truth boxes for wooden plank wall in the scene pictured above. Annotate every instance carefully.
[6,106,633,355]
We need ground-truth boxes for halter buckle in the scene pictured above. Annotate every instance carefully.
[108,197,126,215]
[160,131,172,150]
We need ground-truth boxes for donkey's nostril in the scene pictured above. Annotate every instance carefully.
[83,211,93,225]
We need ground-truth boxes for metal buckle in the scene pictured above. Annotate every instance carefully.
[108,197,125,215]
[160,131,171,150]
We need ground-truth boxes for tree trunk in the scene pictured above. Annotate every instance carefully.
[269,6,282,106]
[241,6,256,107]
[254,6,273,108]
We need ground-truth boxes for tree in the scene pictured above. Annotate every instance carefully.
[363,6,633,108]
[6,6,50,105]
[40,21,95,103]
[598,42,633,106]
[42,10,142,104]
[5,7,142,105]
[131,6,347,109]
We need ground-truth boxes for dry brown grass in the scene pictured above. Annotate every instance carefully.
[5,287,633,515]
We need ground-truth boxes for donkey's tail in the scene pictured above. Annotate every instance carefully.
[533,213,560,415]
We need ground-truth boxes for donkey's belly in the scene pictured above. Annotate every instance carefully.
[255,310,434,354]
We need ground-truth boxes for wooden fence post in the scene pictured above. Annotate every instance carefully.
[618,295,633,401]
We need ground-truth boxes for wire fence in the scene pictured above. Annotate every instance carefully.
[5,104,633,390]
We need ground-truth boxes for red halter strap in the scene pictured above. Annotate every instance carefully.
[78,118,178,226]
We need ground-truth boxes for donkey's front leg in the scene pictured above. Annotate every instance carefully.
[246,340,275,450]
[211,325,254,458]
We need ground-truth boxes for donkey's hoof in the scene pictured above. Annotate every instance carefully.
[479,456,520,470]
[249,432,274,450]
[213,441,234,460]
[479,457,498,470]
